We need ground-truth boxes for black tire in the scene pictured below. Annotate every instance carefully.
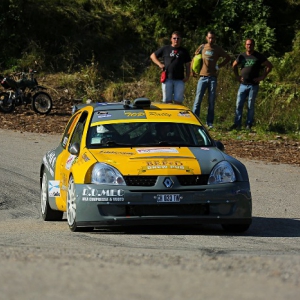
[221,223,251,233]
[41,171,63,221]
[0,92,15,113]
[67,176,93,232]
[32,91,52,115]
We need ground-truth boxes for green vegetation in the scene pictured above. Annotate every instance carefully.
[0,0,299,138]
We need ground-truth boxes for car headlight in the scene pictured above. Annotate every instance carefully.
[208,161,236,184]
[91,163,125,185]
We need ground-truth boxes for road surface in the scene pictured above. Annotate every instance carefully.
[0,129,299,300]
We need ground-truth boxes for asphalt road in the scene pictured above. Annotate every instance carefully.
[0,129,300,300]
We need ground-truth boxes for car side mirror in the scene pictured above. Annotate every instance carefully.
[69,142,80,155]
[215,140,225,151]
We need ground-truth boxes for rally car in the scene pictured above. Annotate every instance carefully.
[40,98,252,232]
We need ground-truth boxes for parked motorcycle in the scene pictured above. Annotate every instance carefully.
[0,70,52,114]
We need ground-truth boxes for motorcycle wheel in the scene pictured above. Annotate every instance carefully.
[32,91,53,115]
[0,92,15,113]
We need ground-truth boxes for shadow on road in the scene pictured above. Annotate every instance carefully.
[246,216,300,237]
[88,217,300,237]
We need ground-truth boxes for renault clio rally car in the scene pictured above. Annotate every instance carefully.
[40,98,252,232]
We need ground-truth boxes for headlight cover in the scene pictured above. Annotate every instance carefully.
[208,161,236,184]
[91,163,125,185]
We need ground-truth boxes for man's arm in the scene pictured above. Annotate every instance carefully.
[218,52,231,68]
[150,52,164,70]
[184,62,191,82]
[232,60,242,82]
[194,44,204,55]
[254,59,273,83]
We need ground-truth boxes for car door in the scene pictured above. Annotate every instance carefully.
[55,111,89,210]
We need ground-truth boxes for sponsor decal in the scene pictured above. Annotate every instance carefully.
[98,115,111,118]
[43,150,56,177]
[124,112,146,118]
[99,150,134,156]
[61,185,68,192]
[82,188,125,202]
[82,197,124,202]
[61,173,68,191]
[62,136,68,147]
[49,180,60,197]
[47,150,57,167]
[145,164,190,170]
[97,111,112,118]
[146,160,184,169]
[138,160,194,174]
[65,154,77,170]
[43,157,54,177]
[82,153,90,162]
[76,152,90,166]
[136,147,179,154]
[200,147,210,151]
[178,111,191,117]
[148,112,171,117]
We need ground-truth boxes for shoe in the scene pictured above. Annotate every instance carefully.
[245,125,252,130]
[229,124,241,131]
[206,124,213,129]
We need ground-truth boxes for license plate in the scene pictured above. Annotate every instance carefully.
[156,194,180,203]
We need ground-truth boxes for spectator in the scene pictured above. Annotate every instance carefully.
[192,31,231,129]
[230,38,273,130]
[150,31,191,104]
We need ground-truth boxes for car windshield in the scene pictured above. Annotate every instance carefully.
[86,122,213,148]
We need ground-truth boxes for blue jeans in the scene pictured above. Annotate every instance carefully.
[192,76,217,125]
[234,84,259,127]
[162,79,185,104]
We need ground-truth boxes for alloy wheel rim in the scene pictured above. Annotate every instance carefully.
[41,173,47,214]
[67,178,76,225]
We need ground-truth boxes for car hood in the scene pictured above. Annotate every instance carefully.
[88,146,225,175]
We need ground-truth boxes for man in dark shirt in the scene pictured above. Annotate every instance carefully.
[150,31,191,104]
[230,38,273,130]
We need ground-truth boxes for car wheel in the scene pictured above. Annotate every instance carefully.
[41,171,63,221]
[67,176,93,232]
[221,223,251,233]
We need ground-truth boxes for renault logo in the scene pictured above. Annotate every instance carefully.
[163,177,173,188]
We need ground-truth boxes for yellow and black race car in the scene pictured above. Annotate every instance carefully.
[40,98,252,232]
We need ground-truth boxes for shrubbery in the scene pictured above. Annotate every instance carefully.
[0,0,299,136]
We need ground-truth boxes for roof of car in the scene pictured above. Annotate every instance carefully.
[72,98,191,114]
[72,98,202,126]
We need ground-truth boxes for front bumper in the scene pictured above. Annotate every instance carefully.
[73,181,252,227]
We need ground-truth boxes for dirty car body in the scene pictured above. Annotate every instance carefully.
[40,98,252,232]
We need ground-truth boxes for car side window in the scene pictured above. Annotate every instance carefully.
[68,112,88,150]
[191,125,211,146]
[61,112,82,149]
